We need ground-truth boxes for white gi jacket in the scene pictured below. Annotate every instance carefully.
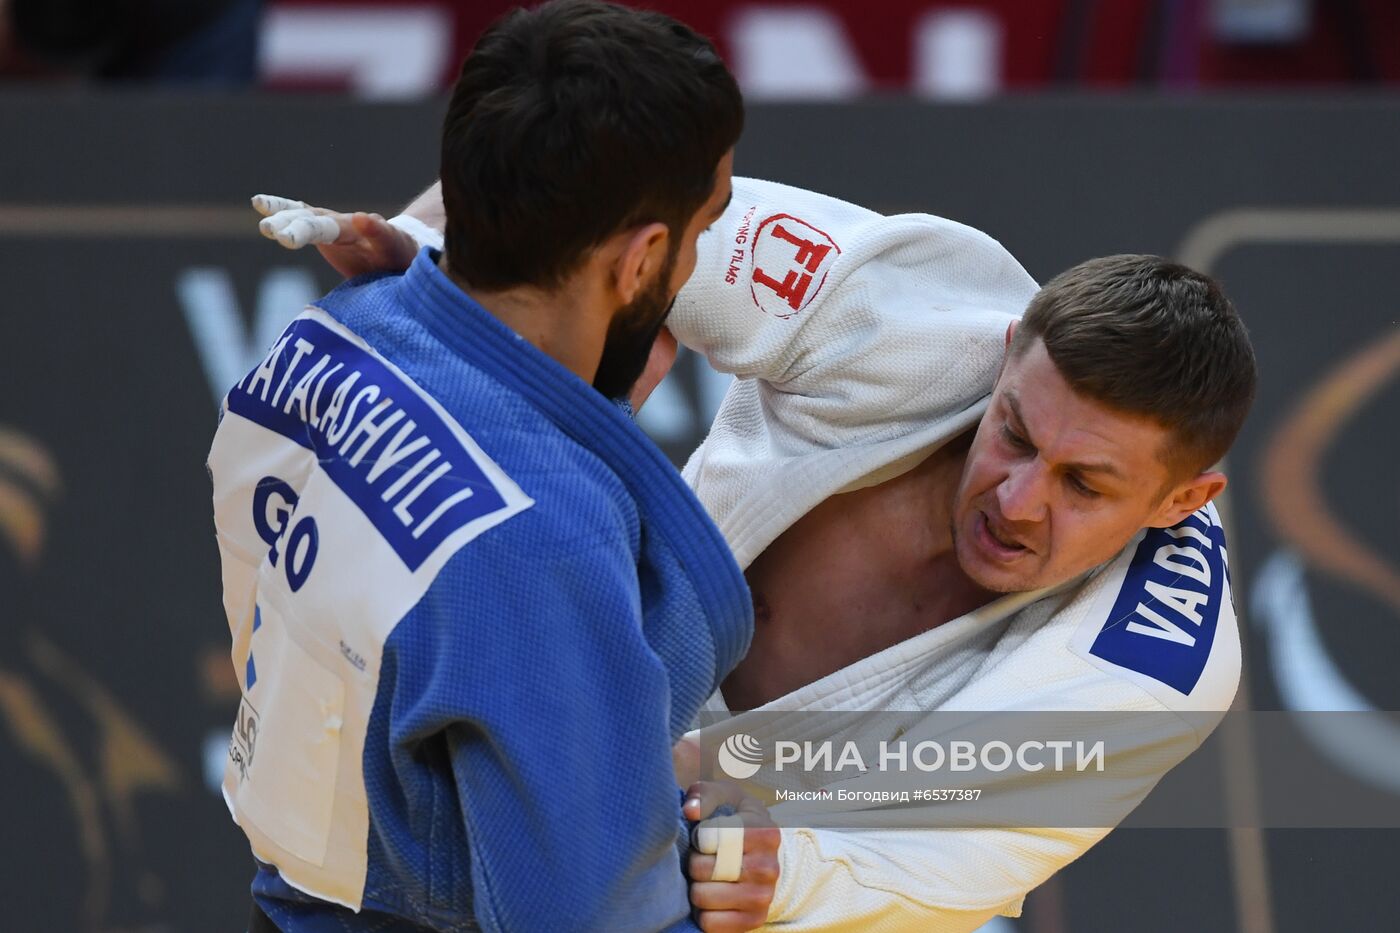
[667,178,1242,932]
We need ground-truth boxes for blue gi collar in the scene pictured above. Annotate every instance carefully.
[393,247,753,685]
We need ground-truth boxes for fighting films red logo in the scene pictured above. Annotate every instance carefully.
[750,214,841,319]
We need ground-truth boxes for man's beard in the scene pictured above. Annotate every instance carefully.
[592,251,677,401]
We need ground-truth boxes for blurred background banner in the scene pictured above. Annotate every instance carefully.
[1,2,1398,932]
[5,1,1400,93]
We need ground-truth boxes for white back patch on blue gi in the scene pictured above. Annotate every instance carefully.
[211,307,534,909]
[225,311,526,570]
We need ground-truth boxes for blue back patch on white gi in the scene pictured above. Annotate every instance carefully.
[1085,507,1225,696]
[226,314,512,572]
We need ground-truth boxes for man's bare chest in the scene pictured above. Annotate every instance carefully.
[721,444,992,709]
[724,552,989,707]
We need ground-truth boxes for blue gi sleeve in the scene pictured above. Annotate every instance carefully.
[389,512,701,933]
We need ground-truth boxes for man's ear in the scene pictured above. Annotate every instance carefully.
[613,222,670,305]
[1148,471,1227,528]
[991,320,1020,384]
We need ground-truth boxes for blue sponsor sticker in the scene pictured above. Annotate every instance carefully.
[227,317,511,572]
[1087,509,1225,696]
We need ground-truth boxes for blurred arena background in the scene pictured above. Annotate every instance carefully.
[1,0,1397,930]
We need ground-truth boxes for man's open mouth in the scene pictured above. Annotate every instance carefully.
[977,511,1029,558]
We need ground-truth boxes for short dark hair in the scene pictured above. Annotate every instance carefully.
[439,0,743,291]
[1009,254,1257,477]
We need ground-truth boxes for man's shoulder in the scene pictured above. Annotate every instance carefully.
[220,301,634,576]
[1057,501,1241,715]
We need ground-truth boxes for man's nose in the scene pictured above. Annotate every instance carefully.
[997,462,1048,524]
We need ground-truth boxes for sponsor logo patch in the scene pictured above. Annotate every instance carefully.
[750,214,841,319]
[229,695,260,782]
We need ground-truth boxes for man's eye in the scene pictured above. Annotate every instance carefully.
[1002,426,1031,451]
[1068,474,1100,498]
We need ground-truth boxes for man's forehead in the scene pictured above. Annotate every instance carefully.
[1001,387,1162,482]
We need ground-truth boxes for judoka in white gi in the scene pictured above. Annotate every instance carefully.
[255,175,1256,932]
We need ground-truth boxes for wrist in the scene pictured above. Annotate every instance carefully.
[388,213,445,252]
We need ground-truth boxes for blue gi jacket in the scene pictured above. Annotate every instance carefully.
[208,249,752,932]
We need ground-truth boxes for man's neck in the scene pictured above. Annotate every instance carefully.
[438,253,609,386]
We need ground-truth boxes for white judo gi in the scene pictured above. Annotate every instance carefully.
[665,178,1241,932]
[385,176,1240,931]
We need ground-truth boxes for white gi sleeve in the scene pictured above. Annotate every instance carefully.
[758,701,1203,932]
[767,826,1107,932]
[670,176,1038,387]
[759,707,1198,932]
[670,177,1040,568]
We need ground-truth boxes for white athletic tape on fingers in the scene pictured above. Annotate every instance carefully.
[263,211,341,249]
[694,815,744,883]
[251,194,308,217]
[258,208,310,241]
[711,822,744,883]
[258,213,300,242]
[288,215,340,248]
